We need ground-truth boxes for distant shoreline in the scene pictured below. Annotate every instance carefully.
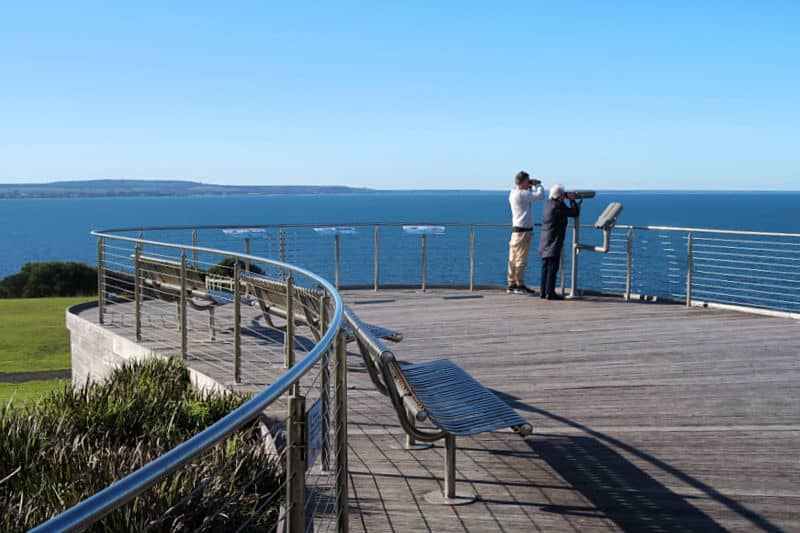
[0,179,797,199]
[1,190,797,200]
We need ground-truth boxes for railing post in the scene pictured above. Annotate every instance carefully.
[191,229,198,267]
[180,252,187,360]
[97,237,105,324]
[334,234,341,290]
[319,292,331,471]
[334,329,349,533]
[686,232,693,307]
[234,259,242,383]
[134,243,142,341]
[286,394,307,533]
[279,228,287,281]
[559,239,566,296]
[244,237,251,274]
[374,226,380,291]
[625,228,633,302]
[469,226,476,291]
[285,276,295,371]
[569,215,580,298]
[421,234,427,291]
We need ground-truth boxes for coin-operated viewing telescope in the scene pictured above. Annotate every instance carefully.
[577,201,624,253]
[567,190,596,200]
[564,191,624,299]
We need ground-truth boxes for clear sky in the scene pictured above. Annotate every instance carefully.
[1,1,798,190]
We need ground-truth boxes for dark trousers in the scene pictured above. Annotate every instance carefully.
[540,255,561,297]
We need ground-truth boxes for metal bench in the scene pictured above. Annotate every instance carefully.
[136,255,248,340]
[240,273,303,332]
[344,307,531,505]
[294,289,403,344]
[242,272,403,344]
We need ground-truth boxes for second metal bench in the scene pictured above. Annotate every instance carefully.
[344,306,531,505]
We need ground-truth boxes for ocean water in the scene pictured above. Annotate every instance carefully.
[0,191,800,311]
[1,191,799,281]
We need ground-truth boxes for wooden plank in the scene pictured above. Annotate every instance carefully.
[338,289,800,532]
[79,288,800,531]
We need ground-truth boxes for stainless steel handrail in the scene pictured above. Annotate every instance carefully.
[91,223,800,316]
[624,225,800,238]
[93,222,800,237]
[34,220,800,528]
[32,231,345,533]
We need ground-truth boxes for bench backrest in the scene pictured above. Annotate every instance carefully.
[138,255,206,290]
[343,307,423,414]
[293,285,326,340]
[242,273,326,333]
[242,273,286,307]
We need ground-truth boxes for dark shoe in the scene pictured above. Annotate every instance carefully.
[507,284,518,294]
[546,293,565,300]
[515,285,535,296]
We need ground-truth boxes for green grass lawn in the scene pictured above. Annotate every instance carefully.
[0,296,93,405]
[0,297,93,373]
[0,379,70,406]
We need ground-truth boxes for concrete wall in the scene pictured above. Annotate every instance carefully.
[67,302,226,395]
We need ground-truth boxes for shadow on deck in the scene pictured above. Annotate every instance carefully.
[73,288,799,532]
[340,289,798,532]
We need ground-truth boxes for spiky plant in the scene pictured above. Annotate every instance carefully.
[0,358,282,532]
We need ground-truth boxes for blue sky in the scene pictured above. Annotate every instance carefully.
[1,1,798,190]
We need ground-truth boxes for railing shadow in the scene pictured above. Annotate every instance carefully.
[530,434,723,531]
[491,389,782,533]
[242,318,317,352]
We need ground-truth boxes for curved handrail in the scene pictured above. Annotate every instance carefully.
[622,225,800,238]
[90,223,800,315]
[93,222,800,240]
[32,232,344,533]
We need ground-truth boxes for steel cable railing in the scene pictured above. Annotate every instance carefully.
[96,222,800,316]
[33,232,348,533]
[41,221,798,530]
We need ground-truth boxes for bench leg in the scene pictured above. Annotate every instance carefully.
[209,307,216,341]
[423,435,476,505]
[391,409,433,451]
[444,435,457,499]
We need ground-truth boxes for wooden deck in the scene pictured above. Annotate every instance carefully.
[83,288,800,531]
[339,289,800,532]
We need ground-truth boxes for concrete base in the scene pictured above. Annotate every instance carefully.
[67,301,225,395]
[391,440,434,451]
[423,490,477,506]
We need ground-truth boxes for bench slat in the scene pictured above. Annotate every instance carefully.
[401,359,528,436]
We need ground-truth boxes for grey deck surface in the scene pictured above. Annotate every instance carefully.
[339,289,799,532]
[85,289,800,531]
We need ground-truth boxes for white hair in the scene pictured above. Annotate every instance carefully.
[549,183,565,200]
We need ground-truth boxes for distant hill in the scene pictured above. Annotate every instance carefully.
[0,179,373,198]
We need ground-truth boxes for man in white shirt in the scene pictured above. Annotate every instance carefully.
[508,170,544,294]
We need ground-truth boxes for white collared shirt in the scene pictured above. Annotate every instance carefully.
[509,185,545,228]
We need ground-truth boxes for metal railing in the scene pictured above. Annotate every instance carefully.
[35,232,349,532]
[38,220,799,529]
[95,222,800,317]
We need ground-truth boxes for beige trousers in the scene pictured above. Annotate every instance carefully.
[508,231,532,286]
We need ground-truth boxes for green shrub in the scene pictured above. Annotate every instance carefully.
[0,262,97,298]
[207,257,265,277]
[0,358,281,532]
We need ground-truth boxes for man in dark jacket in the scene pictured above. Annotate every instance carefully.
[538,184,580,300]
